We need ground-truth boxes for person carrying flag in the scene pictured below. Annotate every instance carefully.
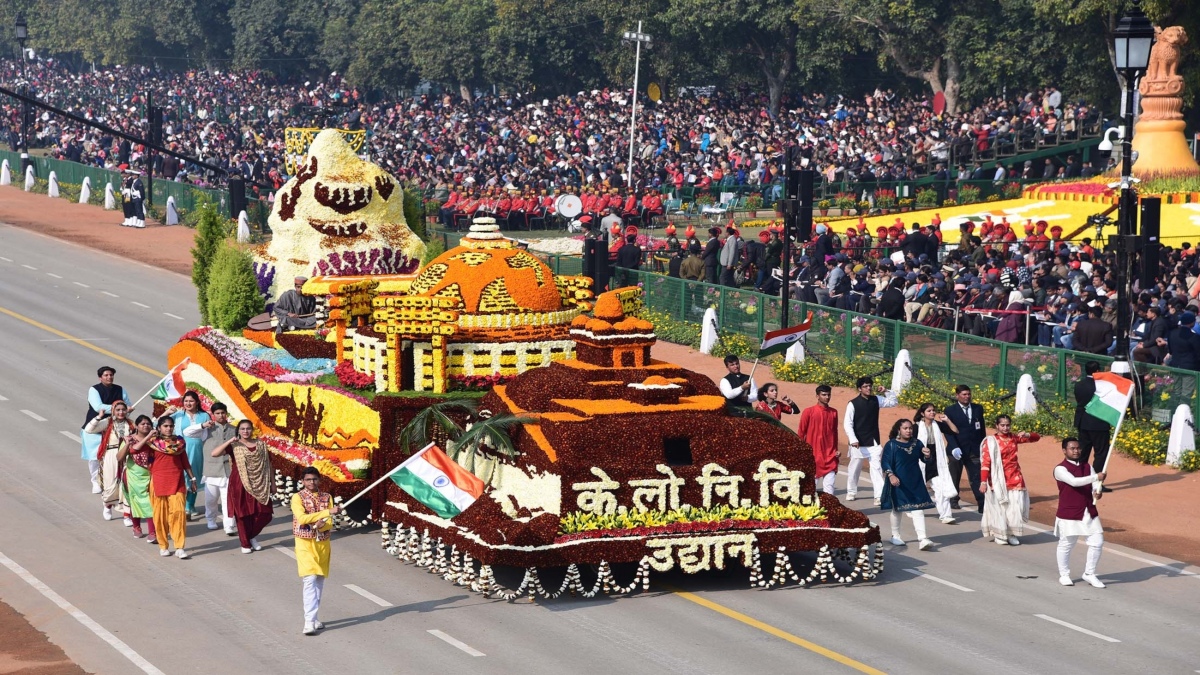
[1054,438,1107,588]
[292,467,342,635]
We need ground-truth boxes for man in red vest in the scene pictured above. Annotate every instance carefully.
[1054,437,1106,588]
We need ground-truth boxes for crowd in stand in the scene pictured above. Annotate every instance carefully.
[3,58,1095,198]
[656,215,1200,370]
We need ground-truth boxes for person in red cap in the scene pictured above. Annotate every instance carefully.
[1049,225,1064,250]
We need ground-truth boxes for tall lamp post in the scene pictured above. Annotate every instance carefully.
[622,23,651,189]
[14,14,29,164]
[1111,1,1155,374]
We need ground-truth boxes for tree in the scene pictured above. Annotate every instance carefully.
[398,0,498,101]
[191,202,229,325]
[206,242,265,333]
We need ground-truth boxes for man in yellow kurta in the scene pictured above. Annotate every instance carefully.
[291,466,341,635]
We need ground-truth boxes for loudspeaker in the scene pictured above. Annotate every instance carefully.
[591,234,610,295]
[1140,197,1160,290]
[228,177,247,219]
[797,169,815,241]
[583,237,598,281]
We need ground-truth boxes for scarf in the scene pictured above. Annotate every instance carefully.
[233,439,272,506]
[917,420,954,496]
[151,436,186,456]
[984,436,1010,506]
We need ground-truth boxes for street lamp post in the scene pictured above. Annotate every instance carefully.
[1111,1,1155,374]
[14,15,29,162]
[622,23,651,190]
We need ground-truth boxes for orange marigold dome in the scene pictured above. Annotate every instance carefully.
[407,245,564,314]
[642,375,671,386]
[593,293,625,321]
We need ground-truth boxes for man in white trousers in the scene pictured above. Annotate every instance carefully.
[843,376,898,504]
[199,403,238,535]
[1054,437,1106,588]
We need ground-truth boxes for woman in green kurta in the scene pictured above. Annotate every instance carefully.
[119,415,156,540]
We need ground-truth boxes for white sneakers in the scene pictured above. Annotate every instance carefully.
[1061,574,1105,588]
[889,536,905,546]
[845,494,856,501]
[102,506,113,521]
[939,517,957,524]
[241,547,253,554]
[918,539,934,551]
[303,623,317,636]
[995,537,1010,545]
[159,549,172,557]
[91,482,102,494]
[123,516,133,527]
[1008,536,1021,546]
[873,498,882,506]
[207,523,221,531]
[314,621,324,630]
[175,549,190,560]
[250,539,263,552]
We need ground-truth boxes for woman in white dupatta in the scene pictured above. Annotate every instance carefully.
[980,415,1040,545]
[914,403,958,524]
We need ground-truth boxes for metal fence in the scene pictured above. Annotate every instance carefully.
[611,267,1199,424]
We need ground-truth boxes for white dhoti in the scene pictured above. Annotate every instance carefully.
[1056,513,1104,577]
[847,443,884,500]
[981,487,1029,539]
[204,476,235,533]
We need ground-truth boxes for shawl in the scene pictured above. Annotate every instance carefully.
[94,418,131,464]
[916,419,954,497]
[233,439,273,506]
[151,436,186,456]
[983,436,1010,506]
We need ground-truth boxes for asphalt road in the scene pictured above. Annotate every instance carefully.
[1,221,1199,675]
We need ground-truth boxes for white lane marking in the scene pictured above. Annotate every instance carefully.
[273,545,296,559]
[20,409,47,422]
[46,272,62,279]
[61,430,81,441]
[73,281,90,288]
[1034,614,1120,643]
[0,552,166,674]
[428,629,485,657]
[163,312,184,320]
[130,301,150,309]
[0,256,11,261]
[1104,547,1200,578]
[902,568,974,592]
[0,394,7,401]
[101,291,119,298]
[344,584,393,607]
[21,264,37,270]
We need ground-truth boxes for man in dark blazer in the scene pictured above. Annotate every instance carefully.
[1074,361,1113,491]
[1072,305,1115,355]
[943,384,987,512]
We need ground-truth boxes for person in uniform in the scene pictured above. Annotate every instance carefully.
[292,467,342,635]
[274,276,317,333]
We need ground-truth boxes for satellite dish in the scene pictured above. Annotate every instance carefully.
[558,194,583,218]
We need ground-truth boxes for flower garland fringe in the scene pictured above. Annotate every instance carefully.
[381,525,884,599]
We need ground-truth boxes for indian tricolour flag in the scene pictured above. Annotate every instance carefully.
[390,443,485,519]
[150,358,190,404]
[758,311,813,358]
[1085,372,1134,427]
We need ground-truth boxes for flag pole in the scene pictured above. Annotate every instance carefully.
[340,442,435,509]
[129,357,190,411]
[747,358,759,381]
[1095,391,1132,488]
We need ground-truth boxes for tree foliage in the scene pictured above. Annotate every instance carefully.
[205,242,265,333]
[191,201,229,325]
[2,0,1197,119]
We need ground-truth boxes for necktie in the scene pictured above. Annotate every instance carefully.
[963,405,971,422]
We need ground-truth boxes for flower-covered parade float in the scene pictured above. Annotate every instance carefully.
[166,129,881,598]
